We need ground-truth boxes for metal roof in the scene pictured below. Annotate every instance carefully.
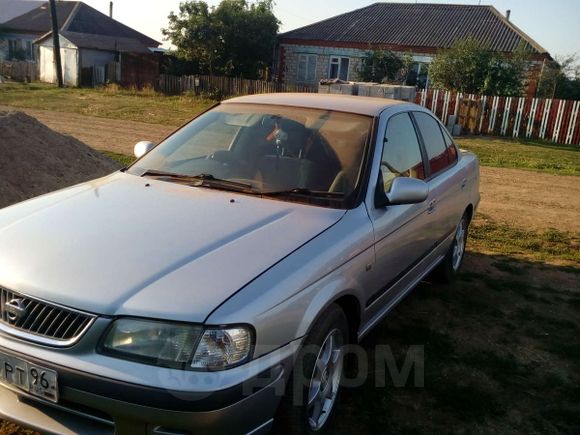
[0,0,44,25]
[224,93,408,117]
[1,1,76,33]
[280,3,548,55]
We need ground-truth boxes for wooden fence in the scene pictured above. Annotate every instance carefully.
[157,74,316,98]
[0,60,38,83]
[416,89,580,145]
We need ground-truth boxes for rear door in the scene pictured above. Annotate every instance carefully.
[412,112,464,243]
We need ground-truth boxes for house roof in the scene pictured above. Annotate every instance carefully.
[0,0,44,25]
[1,1,76,33]
[3,1,159,51]
[280,3,549,56]
[60,31,154,54]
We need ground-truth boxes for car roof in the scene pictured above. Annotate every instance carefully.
[223,93,411,117]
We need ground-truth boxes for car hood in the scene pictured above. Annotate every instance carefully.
[0,173,345,322]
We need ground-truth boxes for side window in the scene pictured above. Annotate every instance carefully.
[413,112,450,175]
[440,125,458,164]
[382,113,426,192]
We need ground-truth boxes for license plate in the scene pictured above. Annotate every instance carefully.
[0,352,58,402]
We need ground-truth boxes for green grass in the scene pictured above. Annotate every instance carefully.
[470,214,580,264]
[457,136,580,176]
[0,82,213,126]
[100,151,135,167]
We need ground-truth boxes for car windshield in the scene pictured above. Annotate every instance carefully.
[128,103,373,208]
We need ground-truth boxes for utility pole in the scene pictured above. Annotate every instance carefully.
[49,0,63,87]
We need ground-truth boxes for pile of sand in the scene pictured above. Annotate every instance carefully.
[0,111,122,209]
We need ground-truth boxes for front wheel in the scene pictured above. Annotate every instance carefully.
[274,304,348,434]
[433,212,470,283]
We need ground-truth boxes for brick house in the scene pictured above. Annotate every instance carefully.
[275,3,551,95]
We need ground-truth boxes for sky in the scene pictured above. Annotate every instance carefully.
[33,0,580,58]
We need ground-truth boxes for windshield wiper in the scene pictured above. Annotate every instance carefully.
[262,188,344,198]
[141,170,256,193]
[140,169,197,180]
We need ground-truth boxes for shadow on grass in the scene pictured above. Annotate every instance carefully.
[332,251,580,434]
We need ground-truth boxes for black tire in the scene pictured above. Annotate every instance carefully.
[433,211,470,283]
[274,304,349,434]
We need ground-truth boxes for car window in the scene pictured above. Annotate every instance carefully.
[440,125,459,165]
[413,112,450,175]
[128,103,373,209]
[381,113,426,192]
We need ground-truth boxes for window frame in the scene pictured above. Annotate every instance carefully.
[379,111,428,189]
[328,56,350,81]
[297,53,317,83]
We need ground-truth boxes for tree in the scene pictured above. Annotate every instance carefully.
[537,54,580,100]
[162,0,279,78]
[359,49,412,84]
[429,37,530,96]
[484,44,528,96]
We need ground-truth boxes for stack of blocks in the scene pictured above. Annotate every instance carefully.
[318,82,416,102]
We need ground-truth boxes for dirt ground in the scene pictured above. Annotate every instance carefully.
[0,105,175,156]
[0,111,120,209]
[5,106,578,234]
[479,167,580,233]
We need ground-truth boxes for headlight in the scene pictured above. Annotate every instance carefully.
[100,319,253,371]
[101,318,202,368]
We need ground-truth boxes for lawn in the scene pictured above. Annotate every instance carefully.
[0,82,212,126]
[456,136,580,176]
[1,82,579,176]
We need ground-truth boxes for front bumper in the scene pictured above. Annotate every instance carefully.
[0,346,293,435]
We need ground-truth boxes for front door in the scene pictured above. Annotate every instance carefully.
[364,112,435,316]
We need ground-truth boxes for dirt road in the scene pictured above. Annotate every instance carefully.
[4,107,578,233]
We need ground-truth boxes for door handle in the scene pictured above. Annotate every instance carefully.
[461,178,468,190]
[427,200,437,214]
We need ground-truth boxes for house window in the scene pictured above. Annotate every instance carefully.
[25,41,33,61]
[297,54,317,82]
[8,40,17,59]
[329,56,350,81]
[7,39,30,61]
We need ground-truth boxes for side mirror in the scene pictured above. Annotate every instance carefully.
[375,177,429,208]
[134,141,155,159]
[387,177,429,205]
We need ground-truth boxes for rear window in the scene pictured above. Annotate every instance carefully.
[413,112,450,175]
[440,125,459,165]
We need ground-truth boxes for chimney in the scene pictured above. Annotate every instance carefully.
[109,1,113,18]
[506,9,511,21]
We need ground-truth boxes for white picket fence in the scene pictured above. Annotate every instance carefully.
[416,89,580,145]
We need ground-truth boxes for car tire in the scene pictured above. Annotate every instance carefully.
[274,304,349,434]
[433,211,470,283]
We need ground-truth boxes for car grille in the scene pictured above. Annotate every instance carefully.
[0,287,95,346]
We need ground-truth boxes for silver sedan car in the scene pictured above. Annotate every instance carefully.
[0,94,479,434]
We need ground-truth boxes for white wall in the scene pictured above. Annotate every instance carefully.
[39,45,79,87]
[37,34,79,86]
